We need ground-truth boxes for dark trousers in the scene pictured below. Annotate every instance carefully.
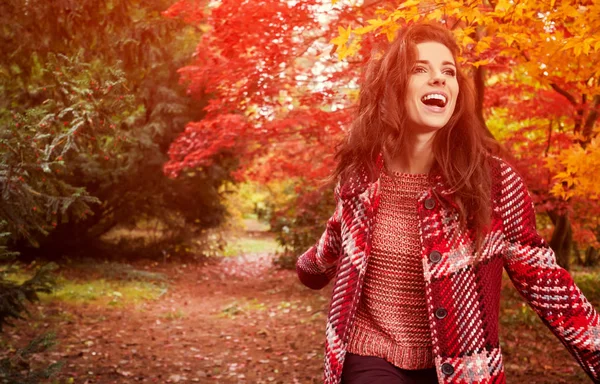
[341,353,439,384]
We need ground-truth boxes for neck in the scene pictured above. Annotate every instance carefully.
[385,131,435,174]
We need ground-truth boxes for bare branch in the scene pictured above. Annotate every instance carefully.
[550,83,578,106]
[582,94,600,145]
[545,119,553,156]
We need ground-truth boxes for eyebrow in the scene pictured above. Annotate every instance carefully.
[416,60,456,67]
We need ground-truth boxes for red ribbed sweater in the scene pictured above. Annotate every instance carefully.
[347,169,433,369]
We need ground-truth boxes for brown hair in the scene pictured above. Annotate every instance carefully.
[334,22,500,247]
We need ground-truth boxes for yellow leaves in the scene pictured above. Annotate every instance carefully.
[471,59,490,68]
[330,25,351,48]
[353,18,387,36]
[390,4,420,24]
[550,183,574,200]
[561,39,576,52]
[573,42,583,57]
[583,37,596,55]
[354,16,400,42]
[460,25,476,37]
[382,22,400,42]
[497,32,517,47]
[345,88,360,102]
[462,35,476,46]
[329,0,599,71]
[561,35,600,62]
[398,0,421,9]
[475,36,492,54]
[549,139,600,201]
[445,1,465,11]
[560,4,582,18]
[428,7,444,22]
[459,7,483,25]
[514,2,526,18]
[336,39,361,61]
[330,25,361,60]
[494,0,512,13]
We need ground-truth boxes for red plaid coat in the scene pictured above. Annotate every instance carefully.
[296,157,600,384]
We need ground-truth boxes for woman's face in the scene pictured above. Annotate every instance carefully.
[404,41,459,133]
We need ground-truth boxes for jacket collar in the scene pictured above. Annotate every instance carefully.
[339,153,458,210]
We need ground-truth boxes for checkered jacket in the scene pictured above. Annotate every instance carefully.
[296,156,600,384]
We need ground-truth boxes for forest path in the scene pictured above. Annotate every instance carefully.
[9,239,330,383]
[5,230,590,383]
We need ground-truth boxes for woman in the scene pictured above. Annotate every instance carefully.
[296,23,600,384]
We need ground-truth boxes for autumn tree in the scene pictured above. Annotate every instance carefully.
[165,0,600,268]
[162,0,371,256]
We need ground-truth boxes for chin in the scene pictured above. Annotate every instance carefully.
[419,118,450,131]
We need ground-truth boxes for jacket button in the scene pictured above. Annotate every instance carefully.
[441,363,454,375]
[435,308,448,319]
[429,250,442,263]
[424,198,436,210]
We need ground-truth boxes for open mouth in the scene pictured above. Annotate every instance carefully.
[420,93,448,108]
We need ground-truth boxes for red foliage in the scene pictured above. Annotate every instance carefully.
[163,0,600,249]
[164,114,249,177]
[162,0,387,182]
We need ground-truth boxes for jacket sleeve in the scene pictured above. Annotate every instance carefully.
[295,183,343,290]
[499,162,600,382]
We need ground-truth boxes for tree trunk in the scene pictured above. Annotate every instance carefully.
[573,242,584,265]
[474,65,487,129]
[548,211,572,270]
[584,247,599,267]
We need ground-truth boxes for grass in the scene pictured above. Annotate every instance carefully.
[43,277,167,306]
[160,309,186,320]
[219,298,267,319]
[72,261,168,282]
[571,266,600,306]
[3,266,167,307]
[222,236,282,257]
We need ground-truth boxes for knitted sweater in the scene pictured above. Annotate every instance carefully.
[296,156,600,384]
[347,170,433,369]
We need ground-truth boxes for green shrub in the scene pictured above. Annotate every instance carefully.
[269,182,336,269]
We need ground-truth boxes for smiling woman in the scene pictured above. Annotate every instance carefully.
[296,22,600,384]
[405,42,458,135]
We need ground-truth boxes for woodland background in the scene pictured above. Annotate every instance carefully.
[1,0,599,383]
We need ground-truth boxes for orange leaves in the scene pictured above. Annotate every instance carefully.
[163,0,600,229]
[562,36,600,57]
[549,138,600,201]
[471,59,490,68]
[327,0,600,83]
[324,0,600,247]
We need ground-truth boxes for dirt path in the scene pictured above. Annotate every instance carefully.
[4,249,591,384]
[9,253,331,384]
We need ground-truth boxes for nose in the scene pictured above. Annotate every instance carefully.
[429,72,446,86]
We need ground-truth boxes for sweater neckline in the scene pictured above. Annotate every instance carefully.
[383,167,429,179]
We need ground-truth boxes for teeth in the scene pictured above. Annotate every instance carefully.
[421,93,447,104]
[423,94,446,102]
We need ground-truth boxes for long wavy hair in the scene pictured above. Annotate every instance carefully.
[333,22,500,246]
